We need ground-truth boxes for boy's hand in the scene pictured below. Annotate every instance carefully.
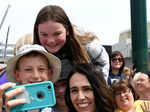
[0,82,26,112]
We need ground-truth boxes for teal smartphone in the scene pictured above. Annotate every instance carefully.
[6,81,56,112]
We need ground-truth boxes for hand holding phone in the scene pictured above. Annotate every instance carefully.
[6,81,56,112]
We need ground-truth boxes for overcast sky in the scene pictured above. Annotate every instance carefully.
[0,0,150,45]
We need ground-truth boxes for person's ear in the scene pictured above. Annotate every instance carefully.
[14,69,20,81]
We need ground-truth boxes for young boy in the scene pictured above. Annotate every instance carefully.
[0,44,61,112]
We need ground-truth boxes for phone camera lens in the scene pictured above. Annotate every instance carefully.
[37,91,44,99]
[48,86,51,89]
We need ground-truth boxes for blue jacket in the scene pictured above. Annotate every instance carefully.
[108,72,126,85]
[0,68,9,85]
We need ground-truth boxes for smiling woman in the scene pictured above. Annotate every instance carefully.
[65,63,115,112]
[0,0,133,46]
[132,72,150,101]
[108,51,126,85]
[111,79,150,112]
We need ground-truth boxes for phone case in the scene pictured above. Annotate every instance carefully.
[6,81,56,112]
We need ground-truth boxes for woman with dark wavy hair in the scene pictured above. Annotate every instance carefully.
[108,51,126,85]
[111,79,150,112]
[65,63,114,112]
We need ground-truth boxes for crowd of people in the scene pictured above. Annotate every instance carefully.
[0,4,150,112]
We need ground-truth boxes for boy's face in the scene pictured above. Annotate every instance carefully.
[14,55,53,84]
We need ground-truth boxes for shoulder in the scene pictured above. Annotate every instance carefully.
[85,39,108,58]
[114,108,122,112]
[85,39,103,50]
[109,72,121,78]
[108,73,125,84]
[109,73,125,78]
[134,100,150,106]
[134,100,144,105]
[134,100,146,112]
[0,68,9,85]
[0,67,6,76]
[134,100,150,112]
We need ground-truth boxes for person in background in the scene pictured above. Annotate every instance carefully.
[111,79,150,112]
[132,71,150,101]
[0,60,8,85]
[108,51,125,85]
[74,25,109,81]
[65,63,114,112]
[0,33,33,85]
[14,33,33,56]
[0,44,61,112]
[52,74,69,112]
[33,5,109,82]
[123,66,131,79]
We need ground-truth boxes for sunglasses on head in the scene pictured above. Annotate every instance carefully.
[111,58,123,62]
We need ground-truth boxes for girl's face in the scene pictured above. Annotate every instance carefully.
[69,73,96,112]
[15,55,52,84]
[111,55,123,70]
[38,21,68,53]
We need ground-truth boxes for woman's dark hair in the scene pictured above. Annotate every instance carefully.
[109,51,125,74]
[65,63,115,112]
[33,5,90,64]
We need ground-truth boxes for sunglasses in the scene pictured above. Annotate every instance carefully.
[111,58,123,62]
